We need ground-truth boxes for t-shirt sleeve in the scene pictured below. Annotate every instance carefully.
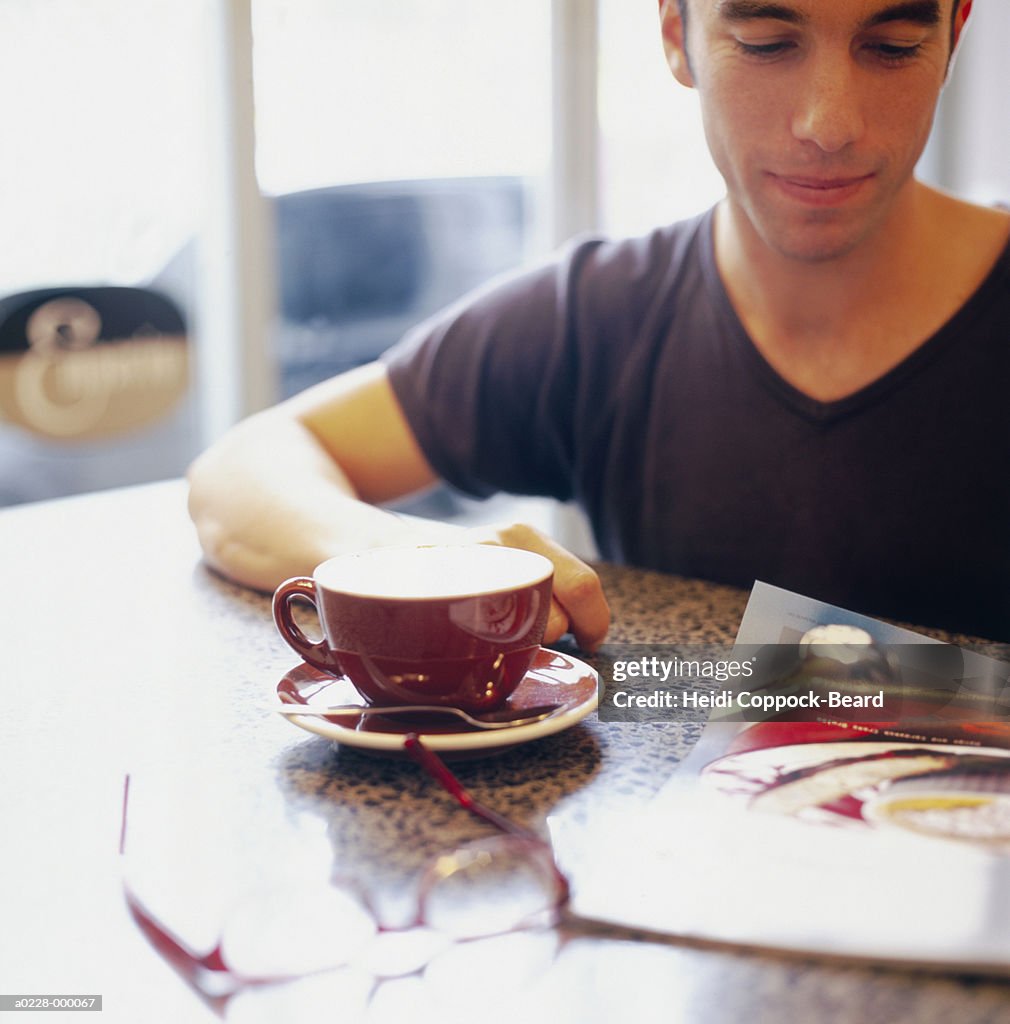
[381,240,603,502]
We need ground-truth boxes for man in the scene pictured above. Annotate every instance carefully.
[188,0,1010,645]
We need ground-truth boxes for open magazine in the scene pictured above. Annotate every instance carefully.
[560,582,1010,974]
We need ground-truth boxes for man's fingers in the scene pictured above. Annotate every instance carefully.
[468,522,611,651]
[551,561,610,652]
[545,598,571,645]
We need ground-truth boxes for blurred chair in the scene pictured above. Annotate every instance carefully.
[156,176,526,397]
[275,177,527,519]
[273,177,526,396]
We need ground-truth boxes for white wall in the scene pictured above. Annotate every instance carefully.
[923,1,1010,203]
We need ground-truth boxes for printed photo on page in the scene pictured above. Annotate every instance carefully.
[690,581,1010,842]
[563,582,1010,975]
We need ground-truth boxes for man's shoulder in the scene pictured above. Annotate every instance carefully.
[567,207,712,272]
[925,190,1010,283]
[557,207,716,314]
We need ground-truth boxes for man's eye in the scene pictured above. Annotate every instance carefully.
[734,40,796,59]
[868,42,923,64]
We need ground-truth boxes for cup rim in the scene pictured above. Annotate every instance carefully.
[312,543,554,601]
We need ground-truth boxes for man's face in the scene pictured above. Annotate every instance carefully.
[661,0,960,263]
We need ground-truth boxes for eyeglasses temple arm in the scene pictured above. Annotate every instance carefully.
[403,734,540,841]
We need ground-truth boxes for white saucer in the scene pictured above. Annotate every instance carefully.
[276,647,599,755]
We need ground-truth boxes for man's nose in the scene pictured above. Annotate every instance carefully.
[791,54,865,153]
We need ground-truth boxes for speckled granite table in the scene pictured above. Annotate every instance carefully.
[3,480,1010,1023]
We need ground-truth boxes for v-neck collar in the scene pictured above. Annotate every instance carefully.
[698,206,1010,425]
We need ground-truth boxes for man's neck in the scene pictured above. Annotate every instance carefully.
[713,181,1007,402]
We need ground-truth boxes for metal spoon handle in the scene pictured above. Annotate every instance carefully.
[271,702,560,729]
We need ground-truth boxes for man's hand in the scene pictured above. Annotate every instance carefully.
[466,521,610,652]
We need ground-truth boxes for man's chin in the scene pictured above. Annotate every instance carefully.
[754,216,876,265]
[721,193,896,266]
[743,185,908,265]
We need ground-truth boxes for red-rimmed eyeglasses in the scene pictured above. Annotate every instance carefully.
[120,734,571,1016]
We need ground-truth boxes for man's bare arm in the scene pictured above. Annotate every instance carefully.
[187,362,609,650]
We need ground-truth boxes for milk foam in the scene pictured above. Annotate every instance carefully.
[316,544,552,599]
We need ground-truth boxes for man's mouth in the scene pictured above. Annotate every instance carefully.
[769,172,875,206]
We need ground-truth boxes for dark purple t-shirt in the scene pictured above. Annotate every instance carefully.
[384,208,1010,640]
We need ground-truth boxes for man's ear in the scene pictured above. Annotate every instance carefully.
[659,0,695,88]
[951,0,972,51]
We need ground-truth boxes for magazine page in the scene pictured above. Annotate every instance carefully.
[561,583,1010,974]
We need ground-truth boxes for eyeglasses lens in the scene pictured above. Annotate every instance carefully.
[219,882,376,980]
[420,836,562,939]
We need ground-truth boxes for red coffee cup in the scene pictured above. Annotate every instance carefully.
[272,544,554,711]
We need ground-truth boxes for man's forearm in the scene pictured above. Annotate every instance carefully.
[186,410,460,592]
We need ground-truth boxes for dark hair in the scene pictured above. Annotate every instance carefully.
[949,0,962,56]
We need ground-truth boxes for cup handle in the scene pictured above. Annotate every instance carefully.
[272,577,343,675]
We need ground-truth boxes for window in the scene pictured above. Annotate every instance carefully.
[598,0,722,236]
[0,0,206,505]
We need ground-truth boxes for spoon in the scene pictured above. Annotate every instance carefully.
[272,702,564,730]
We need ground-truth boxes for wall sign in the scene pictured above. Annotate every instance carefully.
[0,287,188,441]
